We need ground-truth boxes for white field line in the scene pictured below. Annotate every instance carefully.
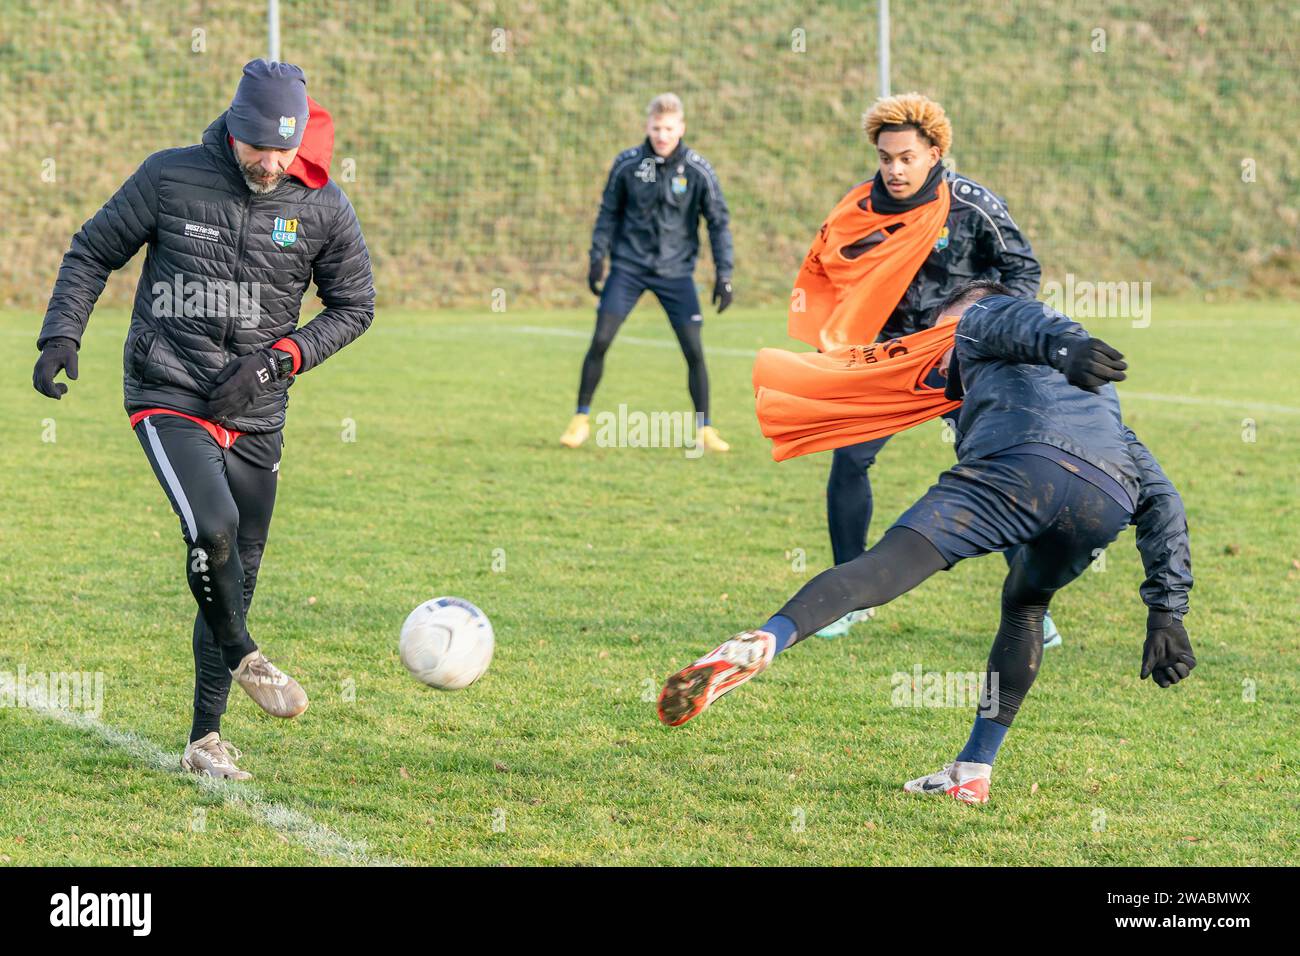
[495,325,1300,415]
[0,674,398,867]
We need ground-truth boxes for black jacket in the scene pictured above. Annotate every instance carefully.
[38,113,375,433]
[588,138,733,280]
[950,295,1192,616]
[882,170,1040,338]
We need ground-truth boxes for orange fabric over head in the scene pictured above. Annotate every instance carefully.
[756,174,957,462]
[754,319,961,461]
[788,178,950,351]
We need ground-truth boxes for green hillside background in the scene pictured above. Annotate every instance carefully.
[1,0,1296,309]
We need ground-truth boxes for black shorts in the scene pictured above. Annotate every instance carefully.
[891,452,1133,568]
[598,267,702,328]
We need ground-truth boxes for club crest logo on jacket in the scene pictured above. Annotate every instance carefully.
[934,225,950,252]
[271,217,299,248]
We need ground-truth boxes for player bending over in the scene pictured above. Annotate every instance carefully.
[560,93,734,453]
[656,281,1195,804]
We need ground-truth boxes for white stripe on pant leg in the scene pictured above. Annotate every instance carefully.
[143,416,198,542]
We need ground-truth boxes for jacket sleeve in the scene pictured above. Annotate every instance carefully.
[1124,428,1193,618]
[38,153,163,349]
[588,156,626,262]
[976,193,1041,299]
[288,190,375,374]
[953,296,1086,370]
[697,162,734,279]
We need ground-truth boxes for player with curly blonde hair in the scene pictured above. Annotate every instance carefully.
[803,92,1050,642]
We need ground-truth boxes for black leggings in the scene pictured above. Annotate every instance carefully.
[577,311,709,418]
[780,466,1130,727]
[135,414,280,716]
[826,435,891,564]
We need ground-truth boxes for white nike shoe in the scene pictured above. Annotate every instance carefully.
[903,760,992,804]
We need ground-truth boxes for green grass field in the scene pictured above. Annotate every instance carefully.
[1,300,1297,866]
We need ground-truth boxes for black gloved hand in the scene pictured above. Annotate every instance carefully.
[207,349,282,422]
[32,337,80,399]
[1057,335,1127,391]
[1140,610,1197,688]
[588,258,605,296]
[712,275,733,313]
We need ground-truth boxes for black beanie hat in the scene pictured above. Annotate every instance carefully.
[226,59,309,149]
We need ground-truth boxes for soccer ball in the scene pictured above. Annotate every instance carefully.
[399,597,494,690]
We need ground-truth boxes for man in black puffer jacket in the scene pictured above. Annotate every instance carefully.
[32,60,374,779]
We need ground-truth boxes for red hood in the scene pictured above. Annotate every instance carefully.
[287,96,334,188]
[226,95,334,189]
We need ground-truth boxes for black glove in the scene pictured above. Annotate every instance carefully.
[1057,335,1127,391]
[32,337,80,399]
[207,349,283,422]
[588,258,605,296]
[712,275,733,313]
[1140,610,1197,688]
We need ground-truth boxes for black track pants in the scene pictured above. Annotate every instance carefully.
[577,268,710,418]
[134,414,281,714]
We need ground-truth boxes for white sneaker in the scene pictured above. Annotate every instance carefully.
[181,732,252,781]
[903,760,992,804]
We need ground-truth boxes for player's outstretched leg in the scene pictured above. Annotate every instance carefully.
[658,527,947,726]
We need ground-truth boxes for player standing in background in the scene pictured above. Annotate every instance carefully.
[560,93,734,453]
[659,283,1196,805]
[806,94,1051,641]
[32,60,375,779]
